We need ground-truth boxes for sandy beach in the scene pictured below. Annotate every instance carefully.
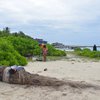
[0,54,100,100]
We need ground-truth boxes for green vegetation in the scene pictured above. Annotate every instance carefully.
[5,36,40,56]
[0,39,27,66]
[0,27,66,66]
[47,44,66,56]
[74,47,100,59]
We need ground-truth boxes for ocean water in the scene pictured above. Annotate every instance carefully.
[57,47,100,51]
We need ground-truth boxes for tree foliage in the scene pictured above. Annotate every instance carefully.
[0,39,27,66]
[0,27,66,66]
[47,44,66,56]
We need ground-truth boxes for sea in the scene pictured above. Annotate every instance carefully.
[57,47,100,51]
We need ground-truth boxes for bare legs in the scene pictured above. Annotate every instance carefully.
[43,55,46,62]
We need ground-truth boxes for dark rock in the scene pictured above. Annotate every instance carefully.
[44,68,47,71]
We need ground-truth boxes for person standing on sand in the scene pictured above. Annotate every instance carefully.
[42,45,48,62]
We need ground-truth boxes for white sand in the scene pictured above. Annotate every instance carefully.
[0,56,100,100]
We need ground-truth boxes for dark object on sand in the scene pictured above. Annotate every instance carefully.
[93,44,97,51]
[36,59,43,61]
[1,67,100,89]
[9,69,16,74]
[9,69,65,86]
[25,53,33,59]
[9,69,100,89]
[44,68,47,71]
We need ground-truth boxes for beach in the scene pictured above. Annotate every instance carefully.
[0,55,100,100]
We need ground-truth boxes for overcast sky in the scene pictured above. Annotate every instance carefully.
[0,0,100,45]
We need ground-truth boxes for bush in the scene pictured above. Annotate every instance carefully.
[0,39,27,66]
[0,28,66,66]
[5,36,38,56]
[47,44,66,56]
[74,47,100,59]
[74,47,82,51]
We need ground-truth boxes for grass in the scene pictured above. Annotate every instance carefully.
[73,48,100,62]
[47,56,67,61]
[26,55,68,62]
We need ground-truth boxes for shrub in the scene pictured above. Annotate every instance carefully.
[74,47,82,51]
[47,44,66,56]
[0,39,27,66]
[0,28,66,60]
[74,47,100,59]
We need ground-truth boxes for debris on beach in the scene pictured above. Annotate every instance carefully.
[44,68,47,71]
[0,66,100,90]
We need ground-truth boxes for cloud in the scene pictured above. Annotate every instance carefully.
[0,0,100,45]
[0,0,100,22]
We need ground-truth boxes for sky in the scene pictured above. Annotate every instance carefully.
[0,0,100,46]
